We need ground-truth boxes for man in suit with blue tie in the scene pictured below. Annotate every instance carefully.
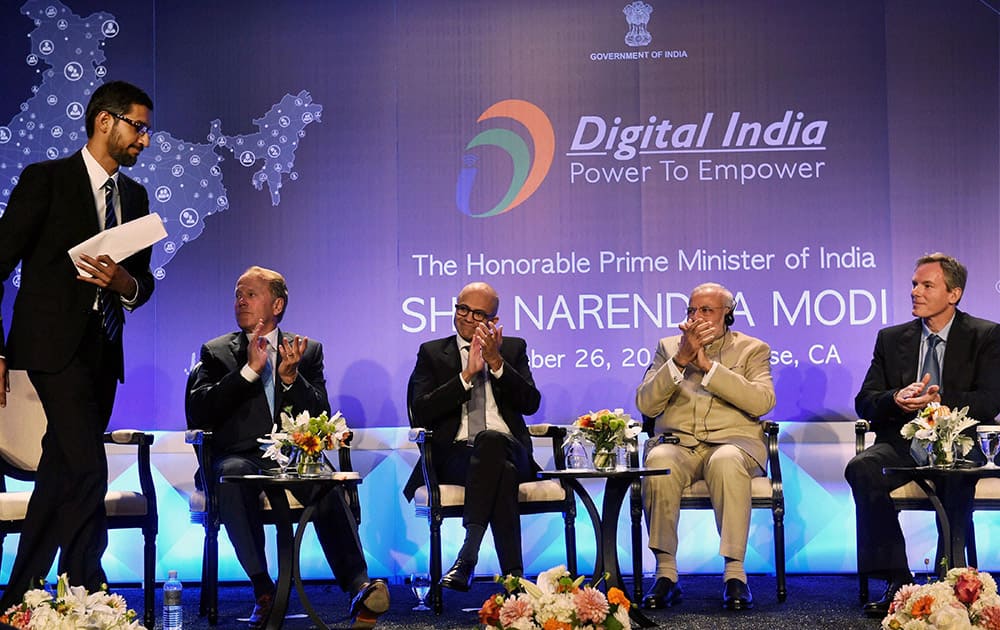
[0,81,155,607]
[187,266,388,629]
[847,253,1000,617]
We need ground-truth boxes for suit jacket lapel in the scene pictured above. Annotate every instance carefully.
[897,321,922,386]
[942,311,968,394]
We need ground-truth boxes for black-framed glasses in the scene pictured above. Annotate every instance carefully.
[686,306,723,317]
[108,111,152,136]
[455,304,493,322]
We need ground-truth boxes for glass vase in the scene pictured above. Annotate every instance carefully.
[296,454,325,477]
[592,447,619,471]
[927,440,957,468]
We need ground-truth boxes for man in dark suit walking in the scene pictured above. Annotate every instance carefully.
[846,253,1000,617]
[0,81,155,606]
[403,281,542,590]
[186,266,387,629]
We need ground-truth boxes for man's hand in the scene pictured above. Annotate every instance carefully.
[247,320,269,375]
[478,322,504,372]
[894,373,941,412]
[277,335,308,385]
[463,334,486,382]
[675,317,716,371]
[76,253,138,297]
[0,357,7,408]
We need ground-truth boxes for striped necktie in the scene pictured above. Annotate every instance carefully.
[98,178,123,341]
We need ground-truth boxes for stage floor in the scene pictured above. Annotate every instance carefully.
[116,573,896,629]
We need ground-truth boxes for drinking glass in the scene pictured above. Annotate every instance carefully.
[410,573,431,611]
[275,444,295,477]
[978,426,1000,468]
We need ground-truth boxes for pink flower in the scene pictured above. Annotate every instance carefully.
[573,587,610,624]
[891,583,922,613]
[955,569,983,605]
[978,604,1000,630]
[499,595,533,627]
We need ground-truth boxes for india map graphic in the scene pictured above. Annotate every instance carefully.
[0,0,323,283]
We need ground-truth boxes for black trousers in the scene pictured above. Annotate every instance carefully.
[436,430,534,574]
[1,316,117,609]
[214,450,369,594]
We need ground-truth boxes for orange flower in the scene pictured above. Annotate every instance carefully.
[911,595,935,618]
[576,415,594,428]
[542,619,572,630]
[478,595,502,626]
[294,433,323,455]
[608,587,630,610]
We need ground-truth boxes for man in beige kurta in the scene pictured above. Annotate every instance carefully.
[636,283,775,612]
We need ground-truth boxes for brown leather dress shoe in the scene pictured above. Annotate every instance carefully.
[350,579,390,628]
[247,592,273,629]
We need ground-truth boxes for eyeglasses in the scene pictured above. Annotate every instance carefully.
[455,304,494,322]
[686,306,724,317]
[108,111,152,136]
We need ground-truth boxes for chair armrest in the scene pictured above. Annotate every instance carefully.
[855,419,871,455]
[184,429,216,500]
[337,430,355,473]
[408,429,442,506]
[104,429,157,526]
[105,430,154,446]
[763,421,783,494]
[335,430,361,525]
[529,424,568,468]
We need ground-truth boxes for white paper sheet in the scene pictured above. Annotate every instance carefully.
[68,213,167,275]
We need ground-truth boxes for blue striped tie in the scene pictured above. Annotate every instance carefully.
[98,178,123,341]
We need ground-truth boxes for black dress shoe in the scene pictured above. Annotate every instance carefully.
[641,577,682,609]
[440,559,475,592]
[863,580,907,618]
[722,578,754,611]
[247,592,273,629]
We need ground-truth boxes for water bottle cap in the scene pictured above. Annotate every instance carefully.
[168,570,178,578]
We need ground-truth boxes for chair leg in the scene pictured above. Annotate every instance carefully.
[773,506,786,603]
[630,480,644,604]
[206,523,219,625]
[429,515,444,615]
[143,528,156,629]
[967,519,978,568]
[563,513,577,577]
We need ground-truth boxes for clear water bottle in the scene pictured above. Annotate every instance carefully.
[163,570,183,630]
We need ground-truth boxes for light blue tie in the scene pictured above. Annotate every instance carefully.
[922,334,942,390]
[911,334,943,465]
[261,345,275,417]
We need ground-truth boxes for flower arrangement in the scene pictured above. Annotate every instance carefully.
[882,567,1000,629]
[901,403,979,467]
[263,407,350,472]
[0,573,146,629]
[573,408,640,470]
[478,565,631,630]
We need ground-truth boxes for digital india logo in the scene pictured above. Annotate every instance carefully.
[455,99,554,218]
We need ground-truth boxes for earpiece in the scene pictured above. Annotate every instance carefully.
[724,307,735,328]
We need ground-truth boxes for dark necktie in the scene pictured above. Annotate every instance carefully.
[98,178,123,341]
[922,334,942,390]
[464,347,487,444]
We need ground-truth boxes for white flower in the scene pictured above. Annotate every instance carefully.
[928,601,972,629]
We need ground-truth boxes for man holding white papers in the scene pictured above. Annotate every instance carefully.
[0,81,156,607]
